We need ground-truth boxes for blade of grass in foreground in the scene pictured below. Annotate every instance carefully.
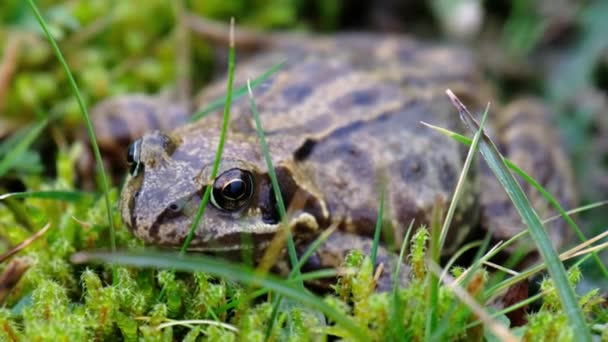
[261,227,339,339]
[426,103,491,340]
[0,120,48,178]
[247,79,305,340]
[421,123,608,278]
[437,103,490,252]
[155,19,238,305]
[370,185,385,267]
[446,89,591,341]
[247,79,301,282]
[0,191,94,202]
[26,0,116,258]
[71,250,369,340]
[425,200,442,340]
[387,219,415,341]
[179,19,236,254]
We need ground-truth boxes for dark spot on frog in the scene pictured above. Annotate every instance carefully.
[148,197,188,240]
[259,180,280,224]
[393,195,430,234]
[331,88,379,109]
[294,138,316,161]
[400,154,426,182]
[342,206,378,236]
[322,120,365,140]
[281,84,313,104]
[127,198,136,230]
[438,156,458,192]
[165,229,177,241]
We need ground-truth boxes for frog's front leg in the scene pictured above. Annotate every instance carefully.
[300,230,410,292]
[479,98,576,261]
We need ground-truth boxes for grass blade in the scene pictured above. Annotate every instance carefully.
[0,119,47,178]
[71,250,369,340]
[426,200,443,339]
[179,19,236,254]
[370,186,385,267]
[0,191,94,202]
[435,103,490,252]
[446,89,591,341]
[290,224,337,277]
[247,78,304,340]
[388,219,415,340]
[247,79,301,282]
[422,122,608,277]
[26,0,116,258]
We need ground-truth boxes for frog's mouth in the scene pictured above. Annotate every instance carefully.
[184,211,322,253]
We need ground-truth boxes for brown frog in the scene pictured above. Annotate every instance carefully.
[101,33,574,290]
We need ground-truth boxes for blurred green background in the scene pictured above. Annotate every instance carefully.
[1,0,607,283]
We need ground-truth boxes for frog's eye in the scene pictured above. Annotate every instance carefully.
[126,139,142,176]
[211,169,254,211]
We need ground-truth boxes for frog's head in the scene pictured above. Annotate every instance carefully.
[119,129,329,252]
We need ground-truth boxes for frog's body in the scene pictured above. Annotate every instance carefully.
[105,34,574,289]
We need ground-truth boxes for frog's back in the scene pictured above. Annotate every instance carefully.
[192,34,486,139]
[184,35,485,248]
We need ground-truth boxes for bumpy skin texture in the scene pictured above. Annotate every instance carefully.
[111,34,575,288]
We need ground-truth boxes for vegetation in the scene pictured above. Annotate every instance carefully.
[1,0,607,340]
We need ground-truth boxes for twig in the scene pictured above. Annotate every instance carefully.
[0,257,31,302]
[0,222,52,263]
[0,33,21,112]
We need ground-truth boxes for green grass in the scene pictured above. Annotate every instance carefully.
[0,190,93,202]
[424,123,608,278]
[2,1,608,341]
[246,78,304,339]
[0,120,48,179]
[179,18,236,256]
[25,0,116,266]
[446,90,591,340]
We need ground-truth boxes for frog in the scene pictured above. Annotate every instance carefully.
[102,33,574,291]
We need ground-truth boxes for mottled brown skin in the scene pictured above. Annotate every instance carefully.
[109,34,575,290]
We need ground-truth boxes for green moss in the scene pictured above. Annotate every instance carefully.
[1,0,607,340]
